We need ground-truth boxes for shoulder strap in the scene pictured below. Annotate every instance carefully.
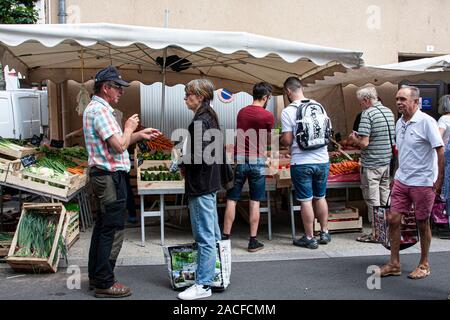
[373,105,394,147]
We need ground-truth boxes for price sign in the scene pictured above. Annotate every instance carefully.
[50,139,64,148]
[20,154,36,167]
[138,158,143,167]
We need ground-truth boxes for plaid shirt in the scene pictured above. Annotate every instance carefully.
[83,95,130,172]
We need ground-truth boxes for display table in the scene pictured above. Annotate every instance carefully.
[0,181,92,232]
[138,177,277,246]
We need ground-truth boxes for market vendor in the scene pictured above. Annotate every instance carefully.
[83,65,161,298]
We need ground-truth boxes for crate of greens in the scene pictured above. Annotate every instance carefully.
[137,161,184,191]
[0,138,38,159]
[6,203,67,273]
[6,155,87,198]
[134,142,172,169]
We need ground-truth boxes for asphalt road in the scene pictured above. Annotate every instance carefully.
[1,251,449,301]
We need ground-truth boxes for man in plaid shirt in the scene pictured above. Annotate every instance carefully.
[83,66,160,298]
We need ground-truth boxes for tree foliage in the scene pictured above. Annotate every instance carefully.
[0,0,39,24]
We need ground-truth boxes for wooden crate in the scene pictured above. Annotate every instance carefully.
[62,211,80,249]
[134,144,172,169]
[314,217,363,233]
[0,157,21,183]
[137,161,184,191]
[6,161,87,198]
[0,144,38,159]
[328,206,360,220]
[6,203,67,273]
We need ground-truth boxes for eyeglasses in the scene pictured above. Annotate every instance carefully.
[108,83,124,91]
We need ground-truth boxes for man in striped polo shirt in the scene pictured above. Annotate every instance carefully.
[348,86,395,243]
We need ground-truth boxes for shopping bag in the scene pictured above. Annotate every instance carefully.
[163,239,231,290]
[373,206,419,251]
[431,195,448,225]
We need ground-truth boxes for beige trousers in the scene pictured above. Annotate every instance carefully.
[360,165,391,223]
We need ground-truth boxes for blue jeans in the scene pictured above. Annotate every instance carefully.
[226,157,266,201]
[291,163,330,201]
[188,192,221,286]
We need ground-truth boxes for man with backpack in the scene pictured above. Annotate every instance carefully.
[280,77,331,249]
[347,87,396,243]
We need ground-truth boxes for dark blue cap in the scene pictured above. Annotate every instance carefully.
[94,65,130,87]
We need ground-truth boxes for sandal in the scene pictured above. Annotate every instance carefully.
[378,263,402,277]
[356,233,378,243]
[407,264,431,280]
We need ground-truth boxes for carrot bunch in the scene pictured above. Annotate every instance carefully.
[329,160,360,176]
[146,134,174,152]
[67,166,85,175]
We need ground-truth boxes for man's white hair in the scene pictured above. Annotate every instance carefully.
[356,86,378,102]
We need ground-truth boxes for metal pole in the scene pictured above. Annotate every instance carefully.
[159,9,170,134]
[58,0,67,24]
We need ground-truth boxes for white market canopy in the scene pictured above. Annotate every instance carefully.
[0,23,364,94]
[306,54,450,90]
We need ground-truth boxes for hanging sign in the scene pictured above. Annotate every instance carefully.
[218,88,235,103]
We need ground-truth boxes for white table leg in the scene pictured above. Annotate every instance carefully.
[160,194,165,246]
[140,195,146,247]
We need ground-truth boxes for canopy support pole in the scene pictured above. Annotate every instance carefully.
[159,9,170,134]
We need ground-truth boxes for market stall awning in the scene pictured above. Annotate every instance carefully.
[0,23,364,94]
[305,54,450,91]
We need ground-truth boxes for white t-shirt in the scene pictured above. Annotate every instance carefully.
[280,99,329,165]
[395,110,444,186]
[437,114,450,145]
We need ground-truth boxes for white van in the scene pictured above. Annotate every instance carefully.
[0,89,48,139]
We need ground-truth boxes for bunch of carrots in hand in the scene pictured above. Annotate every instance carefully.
[145,134,174,152]
[329,160,359,176]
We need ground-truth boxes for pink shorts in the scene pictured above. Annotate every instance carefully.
[390,180,436,220]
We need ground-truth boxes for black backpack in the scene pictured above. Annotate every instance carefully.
[294,100,332,150]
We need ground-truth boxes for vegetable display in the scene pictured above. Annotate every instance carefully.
[146,165,169,171]
[0,138,36,152]
[0,232,13,241]
[140,170,182,181]
[139,151,172,161]
[13,210,67,265]
[144,134,174,152]
[329,160,360,176]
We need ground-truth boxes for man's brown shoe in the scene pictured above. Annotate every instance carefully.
[94,283,132,298]
[378,264,401,277]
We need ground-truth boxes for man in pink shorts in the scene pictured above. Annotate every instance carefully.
[378,85,444,280]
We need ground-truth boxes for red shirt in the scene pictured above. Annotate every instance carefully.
[234,105,275,157]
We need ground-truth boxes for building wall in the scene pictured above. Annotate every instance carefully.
[49,0,450,138]
[53,0,450,65]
